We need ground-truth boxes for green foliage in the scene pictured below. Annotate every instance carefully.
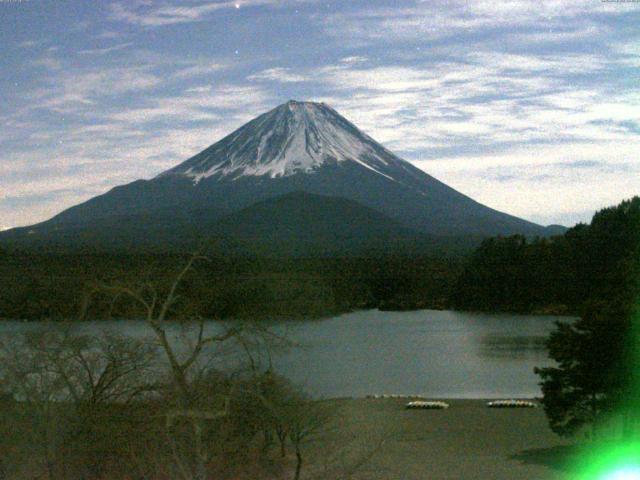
[531,197,640,439]
[535,301,631,437]
[452,196,640,314]
[0,251,461,321]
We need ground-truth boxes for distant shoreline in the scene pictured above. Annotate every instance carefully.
[0,306,577,323]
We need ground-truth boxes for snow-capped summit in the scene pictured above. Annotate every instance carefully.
[162,100,403,182]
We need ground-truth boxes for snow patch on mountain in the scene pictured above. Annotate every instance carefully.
[162,101,401,183]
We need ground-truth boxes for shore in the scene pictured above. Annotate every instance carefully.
[307,398,574,480]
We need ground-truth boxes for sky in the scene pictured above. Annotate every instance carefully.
[1,0,639,230]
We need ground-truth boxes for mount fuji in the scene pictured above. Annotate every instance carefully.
[1,100,562,254]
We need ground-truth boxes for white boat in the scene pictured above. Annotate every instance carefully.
[405,400,450,410]
[486,400,537,408]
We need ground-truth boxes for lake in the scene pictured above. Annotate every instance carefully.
[0,309,568,399]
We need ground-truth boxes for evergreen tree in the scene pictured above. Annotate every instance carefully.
[535,197,640,439]
[535,301,630,437]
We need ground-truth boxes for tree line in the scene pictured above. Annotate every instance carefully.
[451,196,640,315]
[1,198,638,322]
[1,197,638,323]
[1,196,638,471]
[0,251,460,321]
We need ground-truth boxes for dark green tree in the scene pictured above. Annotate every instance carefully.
[535,197,640,439]
[535,301,630,438]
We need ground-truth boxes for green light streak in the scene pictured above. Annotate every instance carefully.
[572,299,640,479]
[568,268,640,479]
[603,468,640,480]
[571,442,640,479]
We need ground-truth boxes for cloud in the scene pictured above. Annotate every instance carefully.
[94,31,125,40]
[21,65,164,116]
[109,0,317,27]
[506,24,606,44]
[417,146,640,226]
[18,40,40,48]
[318,0,640,47]
[107,84,273,125]
[8,43,638,227]
[31,56,63,70]
[300,44,640,151]
[340,56,368,64]
[248,67,308,83]
[0,79,276,228]
[271,43,637,227]
[77,42,134,55]
[171,61,227,79]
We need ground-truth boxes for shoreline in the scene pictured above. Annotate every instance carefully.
[326,396,545,404]
[0,304,579,323]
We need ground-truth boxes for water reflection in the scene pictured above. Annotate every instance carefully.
[0,310,568,399]
[479,334,548,359]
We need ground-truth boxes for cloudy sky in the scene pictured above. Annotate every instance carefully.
[1,0,639,230]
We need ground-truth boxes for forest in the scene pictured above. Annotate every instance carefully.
[0,196,638,321]
[0,251,460,321]
[451,196,640,315]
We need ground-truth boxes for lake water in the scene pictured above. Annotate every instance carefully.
[0,309,568,399]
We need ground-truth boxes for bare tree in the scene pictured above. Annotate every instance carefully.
[56,331,157,478]
[0,330,67,479]
[0,327,158,479]
[286,397,334,480]
[229,339,388,480]
[47,331,157,407]
[84,254,249,480]
[249,371,298,459]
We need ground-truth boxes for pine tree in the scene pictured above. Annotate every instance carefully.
[535,301,630,438]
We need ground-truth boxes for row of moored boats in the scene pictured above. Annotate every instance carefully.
[365,395,537,410]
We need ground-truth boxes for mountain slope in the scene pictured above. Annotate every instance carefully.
[210,191,451,257]
[1,100,562,252]
[1,192,459,256]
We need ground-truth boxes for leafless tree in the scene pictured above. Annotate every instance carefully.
[83,253,255,480]
[0,329,69,479]
[286,397,334,480]
[0,327,157,479]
